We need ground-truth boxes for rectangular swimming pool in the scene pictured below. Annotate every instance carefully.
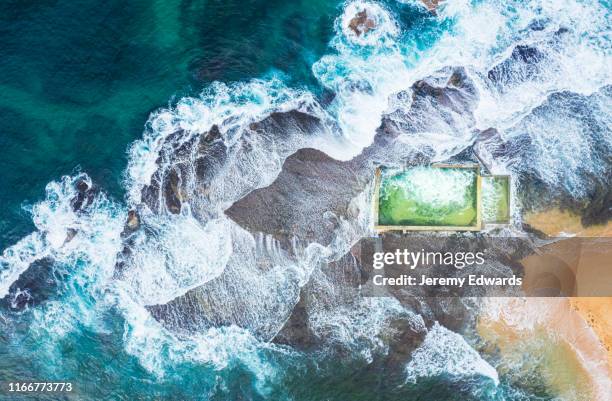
[374,164,482,231]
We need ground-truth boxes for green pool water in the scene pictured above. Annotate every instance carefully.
[482,176,511,224]
[377,166,479,228]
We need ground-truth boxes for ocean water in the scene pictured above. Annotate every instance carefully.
[0,0,338,250]
[0,0,610,400]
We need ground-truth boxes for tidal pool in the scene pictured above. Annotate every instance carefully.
[376,166,480,230]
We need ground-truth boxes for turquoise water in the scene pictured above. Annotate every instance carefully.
[1,0,610,400]
[0,0,338,250]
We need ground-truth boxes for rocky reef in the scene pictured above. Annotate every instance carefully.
[122,66,504,358]
[114,35,612,365]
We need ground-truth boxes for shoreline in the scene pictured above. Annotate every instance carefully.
[478,298,611,401]
[479,208,612,400]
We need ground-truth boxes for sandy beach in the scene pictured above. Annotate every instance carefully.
[478,298,611,401]
[478,208,612,400]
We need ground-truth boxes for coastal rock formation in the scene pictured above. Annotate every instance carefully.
[475,86,612,227]
[139,67,484,351]
[71,176,97,212]
[348,10,377,37]
[487,45,546,90]
[420,0,442,12]
[226,147,367,247]
[125,108,338,340]
[140,109,332,220]
[0,257,59,311]
[226,67,479,247]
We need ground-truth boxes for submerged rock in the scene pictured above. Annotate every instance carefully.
[377,66,479,141]
[71,177,97,212]
[63,228,78,245]
[477,87,612,227]
[487,45,546,89]
[0,257,61,311]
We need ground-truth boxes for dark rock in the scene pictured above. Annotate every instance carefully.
[139,110,328,219]
[71,177,96,212]
[63,228,78,245]
[467,87,611,227]
[582,170,612,226]
[383,315,428,366]
[273,251,364,348]
[272,295,315,348]
[376,66,479,140]
[146,242,303,340]
[487,45,546,88]
[163,167,183,214]
[469,127,507,173]
[527,19,548,31]
[274,249,428,364]
[507,88,612,225]
[225,148,368,246]
[124,210,140,233]
[127,67,487,357]
[0,257,61,311]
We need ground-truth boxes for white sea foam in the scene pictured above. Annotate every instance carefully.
[309,297,425,362]
[437,0,611,139]
[340,1,400,47]
[125,78,326,205]
[313,1,415,159]
[117,215,233,305]
[405,322,499,386]
[0,175,124,300]
[115,284,267,373]
[0,232,49,299]
[2,174,124,346]
[384,167,476,208]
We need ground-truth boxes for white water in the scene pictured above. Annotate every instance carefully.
[0,175,124,299]
[405,322,500,385]
[383,167,476,208]
[313,1,412,158]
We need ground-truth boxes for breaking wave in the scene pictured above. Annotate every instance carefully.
[405,322,499,385]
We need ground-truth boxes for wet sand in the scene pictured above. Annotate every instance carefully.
[478,298,611,401]
[478,208,611,400]
[523,208,611,362]
[524,209,612,237]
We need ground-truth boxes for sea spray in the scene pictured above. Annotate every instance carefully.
[116,214,233,305]
[0,174,124,300]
